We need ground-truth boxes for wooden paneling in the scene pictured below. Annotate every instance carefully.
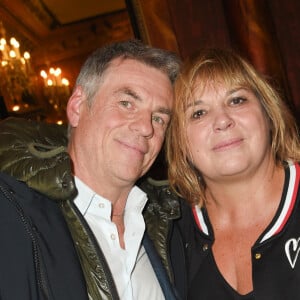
[127,0,300,123]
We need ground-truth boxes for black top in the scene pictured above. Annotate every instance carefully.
[171,163,300,300]
[188,250,254,300]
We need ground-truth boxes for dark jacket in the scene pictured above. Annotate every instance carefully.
[0,117,186,300]
[0,171,88,300]
[140,178,188,300]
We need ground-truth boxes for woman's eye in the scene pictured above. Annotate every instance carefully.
[192,110,205,119]
[230,97,246,105]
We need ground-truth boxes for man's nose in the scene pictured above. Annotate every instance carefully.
[129,112,154,138]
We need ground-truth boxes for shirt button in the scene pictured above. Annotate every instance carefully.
[110,233,116,240]
[255,253,261,259]
[99,203,104,208]
[203,244,209,251]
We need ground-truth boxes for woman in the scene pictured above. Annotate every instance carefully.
[167,48,300,299]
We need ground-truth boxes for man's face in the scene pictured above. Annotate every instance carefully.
[67,58,174,191]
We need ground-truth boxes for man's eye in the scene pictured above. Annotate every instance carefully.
[230,97,246,105]
[120,100,132,108]
[152,115,164,125]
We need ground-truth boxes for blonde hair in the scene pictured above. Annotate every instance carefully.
[166,48,300,206]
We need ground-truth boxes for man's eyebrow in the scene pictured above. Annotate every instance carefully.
[157,107,172,116]
[115,87,140,100]
[116,87,172,115]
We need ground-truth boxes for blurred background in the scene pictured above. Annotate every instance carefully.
[0,0,299,177]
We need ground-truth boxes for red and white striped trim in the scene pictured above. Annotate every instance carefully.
[260,163,300,243]
[192,204,209,235]
[192,163,300,242]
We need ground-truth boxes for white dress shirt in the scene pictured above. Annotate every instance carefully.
[74,177,164,300]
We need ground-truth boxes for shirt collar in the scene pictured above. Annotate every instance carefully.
[74,176,148,217]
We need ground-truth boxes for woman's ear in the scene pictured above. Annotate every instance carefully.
[66,86,84,127]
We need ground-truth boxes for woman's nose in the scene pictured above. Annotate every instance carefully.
[213,109,235,132]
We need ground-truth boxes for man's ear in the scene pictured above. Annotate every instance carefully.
[66,86,84,127]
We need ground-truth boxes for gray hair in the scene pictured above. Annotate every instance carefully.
[74,39,181,105]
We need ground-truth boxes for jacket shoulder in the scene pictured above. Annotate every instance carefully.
[0,171,88,299]
[139,177,181,219]
[0,117,75,200]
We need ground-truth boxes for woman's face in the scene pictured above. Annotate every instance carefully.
[185,81,272,184]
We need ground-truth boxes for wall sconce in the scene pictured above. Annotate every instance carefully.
[40,67,70,122]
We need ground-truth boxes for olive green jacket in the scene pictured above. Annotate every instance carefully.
[0,117,181,300]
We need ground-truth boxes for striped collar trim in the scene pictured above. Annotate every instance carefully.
[192,204,209,235]
[192,163,300,241]
[259,163,299,243]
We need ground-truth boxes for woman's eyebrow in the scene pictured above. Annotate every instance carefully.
[186,99,204,109]
[226,87,247,96]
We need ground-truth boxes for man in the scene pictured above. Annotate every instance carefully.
[0,40,181,299]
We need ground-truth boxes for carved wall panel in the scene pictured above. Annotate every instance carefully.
[127,0,300,123]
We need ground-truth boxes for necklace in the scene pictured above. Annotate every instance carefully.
[112,212,124,217]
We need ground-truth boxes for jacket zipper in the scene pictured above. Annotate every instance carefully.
[0,185,50,299]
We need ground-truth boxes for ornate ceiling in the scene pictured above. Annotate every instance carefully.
[42,0,126,25]
[0,0,133,70]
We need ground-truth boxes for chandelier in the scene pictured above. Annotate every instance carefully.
[0,21,71,124]
[0,21,36,112]
[40,67,70,123]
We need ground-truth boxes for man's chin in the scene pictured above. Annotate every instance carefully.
[116,167,143,183]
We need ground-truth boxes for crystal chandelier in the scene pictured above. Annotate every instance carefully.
[0,21,71,124]
[0,21,36,112]
[40,67,70,123]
